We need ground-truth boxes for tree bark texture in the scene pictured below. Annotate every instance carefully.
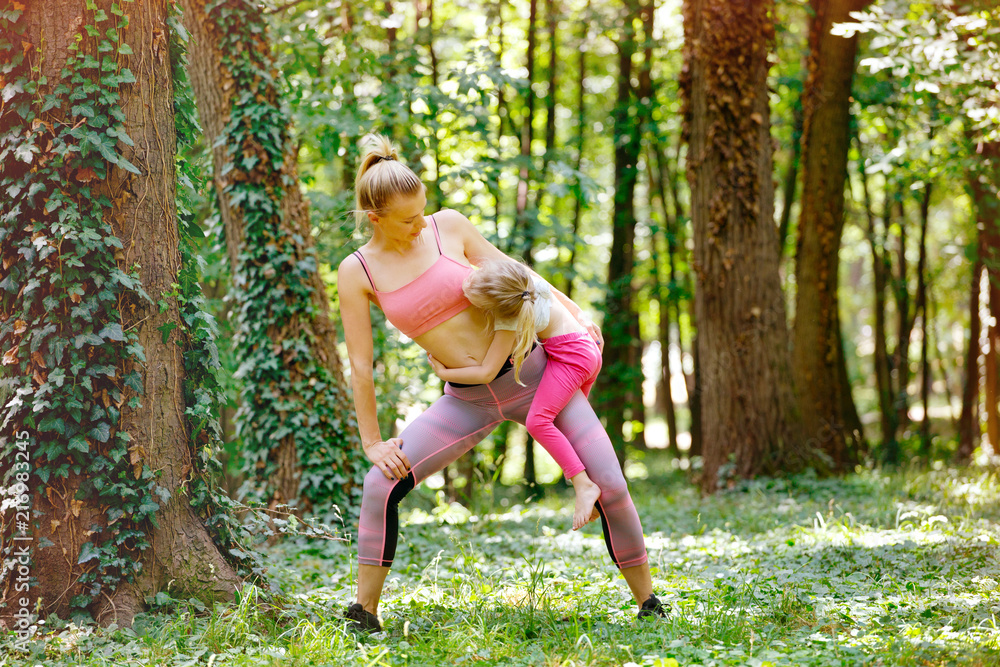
[792,0,870,470]
[682,0,808,491]
[1,0,240,628]
[179,0,358,509]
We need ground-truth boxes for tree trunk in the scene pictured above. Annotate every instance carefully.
[515,0,539,260]
[777,100,804,256]
[957,258,983,461]
[647,149,680,454]
[973,142,1000,454]
[595,0,641,461]
[179,0,361,510]
[858,148,894,456]
[565,3,588,300]
[791,0,870,470]
[915,182,932,457]
[892,195,912,445]
[681,0,809,491]
[1,0,240,628]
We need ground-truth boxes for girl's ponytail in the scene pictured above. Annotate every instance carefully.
[510,292,536,386]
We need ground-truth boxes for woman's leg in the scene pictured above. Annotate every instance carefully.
[355,393,501,614]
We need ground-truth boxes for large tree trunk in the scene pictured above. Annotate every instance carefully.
[1,0,240,628]
[682,0,809,491]
[792,0,870,470]
[179,0,360,510]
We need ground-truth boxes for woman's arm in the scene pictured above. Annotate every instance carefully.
[427,330,516,385]
[337,255,411,481]
[442,209,604,349]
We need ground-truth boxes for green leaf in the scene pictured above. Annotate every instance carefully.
[68,435,89,453]
[77,542,100,564]
[88,422,111,443]
[99,322,124,342]
[117,43,133,55]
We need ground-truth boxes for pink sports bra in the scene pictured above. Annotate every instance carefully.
[353,214,473,339]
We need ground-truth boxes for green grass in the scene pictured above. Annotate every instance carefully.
[4,461,1000,666]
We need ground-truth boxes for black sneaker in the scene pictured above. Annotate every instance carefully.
[345,603,382,633]
[637,593,667,620]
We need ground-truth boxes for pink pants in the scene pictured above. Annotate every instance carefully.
[357,345,648,570]
[526,332,602,479]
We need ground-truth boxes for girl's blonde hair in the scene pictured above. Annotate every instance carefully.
[354,133,423,230]
[462,260,539,385]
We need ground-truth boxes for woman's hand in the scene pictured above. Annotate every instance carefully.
[427,353,453,380]
[365,438,411,481]
[580,314,604,351]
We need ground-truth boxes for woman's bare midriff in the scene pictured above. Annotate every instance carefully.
[411,307,494,369]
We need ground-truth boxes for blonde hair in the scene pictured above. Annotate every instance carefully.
[462,260,539,385]
[354,133,423,230]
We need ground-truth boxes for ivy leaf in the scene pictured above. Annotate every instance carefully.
[99,322,124,342]
[116,155,141,175]
[77,542,100,564]
[68,435,89,453]
[117,43,133,55]
[157,321,177,344]
[74,332,104,348]
[88,422,110,443]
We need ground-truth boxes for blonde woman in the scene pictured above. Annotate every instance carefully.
[426,260,604,532]
[337,134,665,632]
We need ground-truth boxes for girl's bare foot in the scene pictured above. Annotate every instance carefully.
[570,472,602,531]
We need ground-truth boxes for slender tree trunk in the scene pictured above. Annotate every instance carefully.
[858,149,894,456]
[777,100,804,256]
[1,0,241,627]
[792,0,870,470]
[662,134,699,454]
[647,149,680,454]
[180,0,360,509]
[595,0,642,461]
[515,0,539,261]
[892,196,913,444]
[957,258,983,461]
[914,182,932,457]
[682,0,809,491]
[565,2,589,300]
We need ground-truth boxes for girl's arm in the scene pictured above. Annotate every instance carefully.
[337,255,411,481]
[428,330,516,385]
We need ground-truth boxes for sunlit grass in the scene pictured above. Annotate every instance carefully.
[4,463,999,666]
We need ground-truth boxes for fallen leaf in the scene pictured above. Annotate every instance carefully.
[14,319,27,334]
[75,167,97,183]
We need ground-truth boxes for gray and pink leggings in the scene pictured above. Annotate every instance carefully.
[357,345,649,570]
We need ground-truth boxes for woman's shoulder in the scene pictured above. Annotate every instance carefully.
[431,208,473,232]
[337,246,370,280]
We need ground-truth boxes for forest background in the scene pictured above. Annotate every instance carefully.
[1,0,999,661]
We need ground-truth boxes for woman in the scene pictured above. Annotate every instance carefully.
[337,135,664,632]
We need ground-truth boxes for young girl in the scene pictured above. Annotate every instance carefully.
[427,260,604,531]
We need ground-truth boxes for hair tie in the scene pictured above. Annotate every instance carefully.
[521,290,531,300]
[373,155,396,164]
